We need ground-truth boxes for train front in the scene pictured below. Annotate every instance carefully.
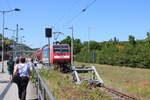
[53,44,71,65]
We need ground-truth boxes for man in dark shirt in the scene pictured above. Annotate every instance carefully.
[7,57,15,80]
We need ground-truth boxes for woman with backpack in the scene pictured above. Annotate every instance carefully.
[13,57,31,100]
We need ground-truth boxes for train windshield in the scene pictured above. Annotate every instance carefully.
[54,46,61,53]
[62,45,69,53]
[53,45,70,53]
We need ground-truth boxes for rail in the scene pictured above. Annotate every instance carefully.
[32,64,55,100]
[101,85,139,100]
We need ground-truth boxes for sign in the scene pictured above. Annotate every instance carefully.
[5,40,11,45]
[92,52,96,59]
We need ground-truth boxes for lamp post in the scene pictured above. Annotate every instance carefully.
[11,35,15,59]
[0,8,20,73]
[20,36,25,56]
[16,24,23,43]
[15,24,23,57]
[88,27,91,63]
[69,26,74,67]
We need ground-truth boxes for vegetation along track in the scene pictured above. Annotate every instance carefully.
[46,64,140,99]
[101,85,139,100]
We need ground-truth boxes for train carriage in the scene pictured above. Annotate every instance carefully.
[42,44,71,66]
[34,48,42,62]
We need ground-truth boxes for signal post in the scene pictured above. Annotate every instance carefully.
[45,28,52,66]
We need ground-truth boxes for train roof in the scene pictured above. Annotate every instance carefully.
[42,43,70,48]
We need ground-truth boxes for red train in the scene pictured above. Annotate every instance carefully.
[34,43,71,71]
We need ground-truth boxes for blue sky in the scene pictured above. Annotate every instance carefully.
[0,0,150,48]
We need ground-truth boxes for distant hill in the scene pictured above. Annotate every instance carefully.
[0,33,32,51]
[0,33,34,58]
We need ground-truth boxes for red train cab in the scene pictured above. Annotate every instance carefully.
[42,44,71,65]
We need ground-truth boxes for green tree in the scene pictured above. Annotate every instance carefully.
[60,36,83,55]
[60,36,71,45]
[89,41,101,50]
[128,35,136,46]
[74,39,83,54]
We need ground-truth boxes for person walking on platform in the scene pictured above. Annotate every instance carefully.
[15,57,20,64]
[13,57,31,100]
[7,57,15,80]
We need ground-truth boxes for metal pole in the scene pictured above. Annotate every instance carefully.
[20,37,22,56]
[12,37,15,59]
[16,24,18,43]
[71,26,74,67]
[88,27,90,53]
[88,27,90,63]
[16,24,18,57]
[1,11,5,73]
[48,38,50,66]
[12,30,15,59]
[93,53,94,63]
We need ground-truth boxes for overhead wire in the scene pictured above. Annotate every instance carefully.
[62,0,97,41]
[53,0,97,41]
[82,0,97,12]
[63,0,97,26]
[53,0,82,41]
[54,0,81,27]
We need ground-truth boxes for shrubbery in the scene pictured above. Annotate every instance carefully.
[61,35,150,68]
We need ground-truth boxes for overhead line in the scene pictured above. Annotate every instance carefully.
[64,11,83,26]
[83,0,97,12]
[54,0,80,27]
[54,0,97,41]
[53,0,81,41]
[63,0,97,27]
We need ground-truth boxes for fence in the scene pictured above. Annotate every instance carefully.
[32,64,55,100]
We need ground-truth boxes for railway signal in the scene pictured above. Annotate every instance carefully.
[45,28,52,66]
[45,28,52,38]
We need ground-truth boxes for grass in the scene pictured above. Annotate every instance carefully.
[39,62,150,100]
[76,62,150,100]
[39,69,111,100]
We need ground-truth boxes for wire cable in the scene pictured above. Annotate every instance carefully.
[54,0,81,27]
[53,0,97,41]
[53,0,83,42]
[82,0,97,12]
[63,0,97,26]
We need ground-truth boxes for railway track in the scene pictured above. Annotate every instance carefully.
[100,85,139,100]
